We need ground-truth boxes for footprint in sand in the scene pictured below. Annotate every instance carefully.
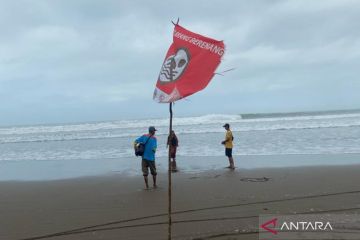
[240,177,271,182]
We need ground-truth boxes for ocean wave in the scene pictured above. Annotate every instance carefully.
[1,122,359,144]
[0,114,243,135]
[1,112,360,136]
[1,111,360,145]
[239,113,360,123]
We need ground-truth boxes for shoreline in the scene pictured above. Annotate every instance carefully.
[1,164,360,239]
[1,153,360,181]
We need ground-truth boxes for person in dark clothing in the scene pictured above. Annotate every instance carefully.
[167,130,179,172]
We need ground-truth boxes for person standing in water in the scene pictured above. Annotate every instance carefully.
[221,123,235,169]
[167,130,179,172]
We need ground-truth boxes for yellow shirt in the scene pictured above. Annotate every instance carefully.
[225,130,233,148]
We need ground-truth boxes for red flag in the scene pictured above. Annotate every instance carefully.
[153,24,225,103]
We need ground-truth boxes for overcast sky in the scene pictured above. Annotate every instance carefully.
[1,0,360,126]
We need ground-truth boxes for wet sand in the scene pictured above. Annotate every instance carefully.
[1,163,360,240]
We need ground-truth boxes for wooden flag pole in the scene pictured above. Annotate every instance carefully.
[168,102,173,240]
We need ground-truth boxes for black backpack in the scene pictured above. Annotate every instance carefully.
[135,136,151,157]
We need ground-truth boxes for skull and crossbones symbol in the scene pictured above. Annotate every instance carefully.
[159,48,190,83]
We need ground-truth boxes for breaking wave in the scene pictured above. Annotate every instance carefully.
[0,112,360,144]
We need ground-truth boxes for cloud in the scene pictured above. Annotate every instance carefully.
[0,0,359,125]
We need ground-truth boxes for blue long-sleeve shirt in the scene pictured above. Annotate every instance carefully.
[135,134,157,161]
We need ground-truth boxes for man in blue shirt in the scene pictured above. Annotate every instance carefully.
[135,126,158,189]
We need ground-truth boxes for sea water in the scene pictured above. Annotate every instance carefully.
[1,110,360,180]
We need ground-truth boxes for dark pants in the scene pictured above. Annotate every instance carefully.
[142,159,157,176]
[225,148,233,157]
[170,146,177,158]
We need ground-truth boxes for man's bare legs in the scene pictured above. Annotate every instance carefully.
[144,175,157,189]
[228,157,235,169]
[143,176,149,189]
[171,158,177,172]
[153,175,157,188]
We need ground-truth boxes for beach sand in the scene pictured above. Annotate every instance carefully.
[1,161,360,240]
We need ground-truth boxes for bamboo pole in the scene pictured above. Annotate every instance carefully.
[168,102,173,240]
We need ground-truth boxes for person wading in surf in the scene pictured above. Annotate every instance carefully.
[167,130,179,172]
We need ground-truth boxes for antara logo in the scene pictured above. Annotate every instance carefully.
[281,221,333,231]
[261,218,278,235]
[261,218,333,235]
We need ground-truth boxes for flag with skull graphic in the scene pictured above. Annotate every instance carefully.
[153,24,225,103]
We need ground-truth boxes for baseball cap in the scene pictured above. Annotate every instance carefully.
[223,123,230,128]
[149,126,157,132]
